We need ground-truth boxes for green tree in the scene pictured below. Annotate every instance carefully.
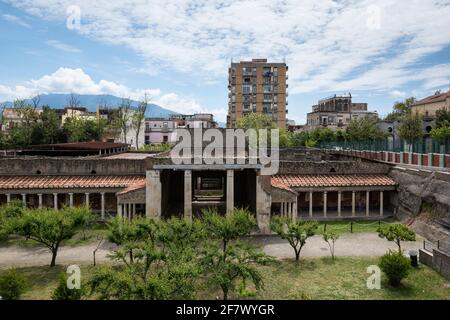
[271,217,318,261]
[200,208,272,300]
[51,272,85,300]
[385,97,416,121]
[0,268,27,300]
[131,94,149,149]
[113,98,132,144]
[431,125,450,141]
[377,223,416,253]
[435,107,450,128]
[345,118,385,141]
[11,207,92,266]
[32,106,61,144]
[397,112,423,152]
[323,231,339,260]
[89,217,202,300]
[379,250,411,287]
[63,117,107,142]
[235,113,275,130]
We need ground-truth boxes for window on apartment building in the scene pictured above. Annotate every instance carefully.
[264,94,272,101]
[243,103,251,111]
[145,123,150,131]
[145,136,150,145]
[243,85,252,94]
[273,67,278,76]
[231,94,235,102]
[264,77,271,84]
[263,85,272,93]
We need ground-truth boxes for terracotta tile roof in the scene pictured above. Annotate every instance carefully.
[117,181,146,195]
[413,90,450,105]
[28,141,129,151]
[0,175,145,190]
[272,174,396,190]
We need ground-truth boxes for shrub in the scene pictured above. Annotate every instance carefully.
[51,273,84,300]
[379,250,411,287]
[0,269,27,300]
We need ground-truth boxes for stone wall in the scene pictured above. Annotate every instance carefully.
[419,248,450,279]
[0,157,146,175]
[277,159,391,175]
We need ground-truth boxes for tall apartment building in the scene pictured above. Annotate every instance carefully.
[227,58,288,128]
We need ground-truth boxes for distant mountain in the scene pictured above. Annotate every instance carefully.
[0,93,178,118]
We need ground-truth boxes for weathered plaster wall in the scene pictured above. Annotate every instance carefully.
[0,157,146,175]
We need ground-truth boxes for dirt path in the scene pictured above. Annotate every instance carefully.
[0,233,424,268]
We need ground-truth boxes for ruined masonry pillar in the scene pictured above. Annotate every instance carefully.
[309,192,313,218]
[21,193,26,208]
[352,191,356,217]
[69,193,74,207]
[380,191,384,217]
[366,191,370,217]
[146,170,161,218]
[337,191,342,217]
[323,192,327,218]
[226,170,234,215]
[100,192,105,220]
[38,194,43,209]
[53,193,58,210]
[184,170,192,222]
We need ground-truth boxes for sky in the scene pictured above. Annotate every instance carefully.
[1,0,450,125]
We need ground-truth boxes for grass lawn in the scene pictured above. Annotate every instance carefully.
[316,219,395,235]
[8,256,449,300]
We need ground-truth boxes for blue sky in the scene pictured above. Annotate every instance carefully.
[1,0,450,124]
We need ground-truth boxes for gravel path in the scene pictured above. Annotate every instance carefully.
[0,233,423,268]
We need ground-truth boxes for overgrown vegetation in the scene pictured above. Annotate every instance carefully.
[0,268,27,300]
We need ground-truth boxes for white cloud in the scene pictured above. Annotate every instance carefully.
[389,90,406,98]
[1,13,31,28]
[0,68,227,122]
[5,0,450,94]
[46,40,81,53]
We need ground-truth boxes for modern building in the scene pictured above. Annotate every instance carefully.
[306,94,378,129]
[144,114,217,145]
[0,108,44,132]
[227,58,288,128]
[411,90,450,118]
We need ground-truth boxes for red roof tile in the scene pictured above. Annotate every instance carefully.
[117,181,146,195]
[272,174,396,190]
[0,175,145,190]
[413,90,450,106]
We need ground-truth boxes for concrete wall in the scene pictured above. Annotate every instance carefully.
[419,248,450,279]
[0,157,146,175]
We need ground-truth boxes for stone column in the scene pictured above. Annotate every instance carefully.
[337,191,342,217]
[226,170,234,215]
[53,193,58,210]
[69,193,74,207]
[366,191,370,217]
[352,191,356,217]
[184,170,192,221]
[280,202,284,216]
[123,203,128,219]
[6,193,11,203]
[128,204,132,221]
[380,191,384,217]
[146,170,161,218]
[132,203,136,219]
[309,192,313,217]
[85,193,90,207]
[292,199,297,222]
[117,204,122,218]
[323,191,327,217]
[38,194,43,209]
[100,192,105,220]
[21,193,26,208]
